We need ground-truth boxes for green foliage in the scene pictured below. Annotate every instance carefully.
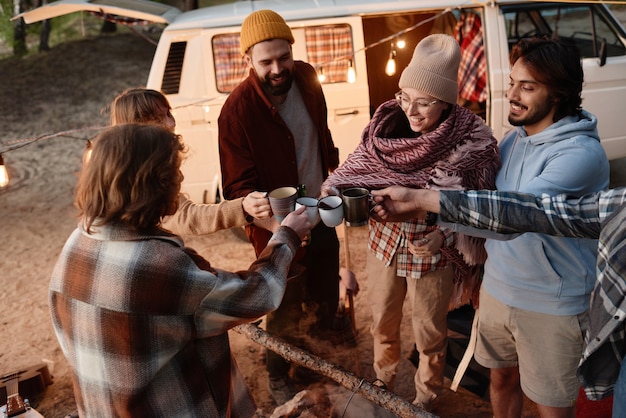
[0,0,238,55]
[0,7,130,56]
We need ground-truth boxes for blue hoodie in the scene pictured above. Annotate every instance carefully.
[483,110,609,315]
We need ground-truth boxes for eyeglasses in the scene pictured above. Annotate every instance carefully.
[394,91,439,112]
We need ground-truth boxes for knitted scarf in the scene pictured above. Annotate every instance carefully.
[323,100,501,308]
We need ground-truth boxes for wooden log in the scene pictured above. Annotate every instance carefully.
[233,323,437,418]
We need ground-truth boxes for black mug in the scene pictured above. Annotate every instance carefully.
[341,187,370,227]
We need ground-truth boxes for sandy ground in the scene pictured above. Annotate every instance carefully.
[1,15,625,417]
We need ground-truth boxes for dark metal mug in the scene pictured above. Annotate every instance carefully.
[341,187,370,227]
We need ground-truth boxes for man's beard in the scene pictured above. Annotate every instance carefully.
[263,70,293,96]
[508,98,553,128]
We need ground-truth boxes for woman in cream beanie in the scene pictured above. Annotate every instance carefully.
[322,33,500,411]
[399,33,460,105]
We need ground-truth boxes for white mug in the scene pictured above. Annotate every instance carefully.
[318,195,344,227]
[295,197,320,227]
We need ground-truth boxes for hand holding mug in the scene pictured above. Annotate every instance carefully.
[242,191,271,220]
[370,186,440,222]
[281,206,312,241]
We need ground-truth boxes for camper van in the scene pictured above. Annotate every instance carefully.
[16,0,626,204]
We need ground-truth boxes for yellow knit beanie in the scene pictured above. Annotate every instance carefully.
[240,9,294,55]
[398,34,460,104]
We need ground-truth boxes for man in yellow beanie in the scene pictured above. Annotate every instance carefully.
[218,9,346,405]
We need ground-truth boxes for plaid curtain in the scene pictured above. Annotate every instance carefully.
[213,33,248,93]
[305,24,354,83]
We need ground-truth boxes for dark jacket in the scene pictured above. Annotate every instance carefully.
[218,60,339,253]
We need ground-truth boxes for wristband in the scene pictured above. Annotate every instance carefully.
[425,211,438,226]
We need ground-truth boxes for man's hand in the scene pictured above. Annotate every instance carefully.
[339,267,359,297]
[243,191,271,220]
[318,185,340,198]
[370,186,440,222]
[281,206,312,241]
[408,232,443,258]
[370,186,422,221]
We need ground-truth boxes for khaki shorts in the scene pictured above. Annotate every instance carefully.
[474,288,587,407]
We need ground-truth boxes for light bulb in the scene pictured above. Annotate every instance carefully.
[83,140,93,165]
[203,104,210,114]
[347,59,356,83]
[396,38,406,49]
[318,67,326,83]
[385,50,397,76]
[0,154,9,188]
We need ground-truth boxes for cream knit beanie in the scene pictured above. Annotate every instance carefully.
[239,9,294,55]
[398,34,460,104]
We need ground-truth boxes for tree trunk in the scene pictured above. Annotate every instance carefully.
[234,323,437,418]
[101,20,116,33]
[37,0,50,51]
[13,0,27,56]
[181,0,198,12]
[39,20,51,51]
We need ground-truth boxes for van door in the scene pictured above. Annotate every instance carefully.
[285,16,372,164]
[497,3,626,160]
[148,31,225,204]
[360,9,466,116]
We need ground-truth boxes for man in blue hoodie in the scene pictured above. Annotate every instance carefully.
[370,186,625,417]
[456,38,608,418]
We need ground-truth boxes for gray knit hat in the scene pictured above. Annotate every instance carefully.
[398,34,460,104]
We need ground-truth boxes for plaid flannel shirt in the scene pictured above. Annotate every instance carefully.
[440,189,626,400]
[368,218,454,279]
[50,223,300,417]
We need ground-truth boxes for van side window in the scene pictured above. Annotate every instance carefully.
[304,24,354,84]
[162,42,187,95]
[213,34,247,93]
[212,24,355,92]
[503,4,626,58]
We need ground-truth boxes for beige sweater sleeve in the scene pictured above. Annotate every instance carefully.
[161,193,248,236]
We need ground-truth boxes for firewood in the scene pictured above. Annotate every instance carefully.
[234,323,437,418]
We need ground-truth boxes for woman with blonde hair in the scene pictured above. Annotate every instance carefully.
[108,87,271,235]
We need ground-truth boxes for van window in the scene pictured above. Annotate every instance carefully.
[212,24,355,92]
[304,24,354,84]
[213,34,247,93]
[162,41,187,94]
[502,4,626,58]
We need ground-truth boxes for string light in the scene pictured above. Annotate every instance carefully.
[1,8,454,190]
[318,66,326,83]
[347,59,356,83]
[0,127,104,189]
[0,154,9,188]
[385,45,397,76]
[309,8,451,85]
